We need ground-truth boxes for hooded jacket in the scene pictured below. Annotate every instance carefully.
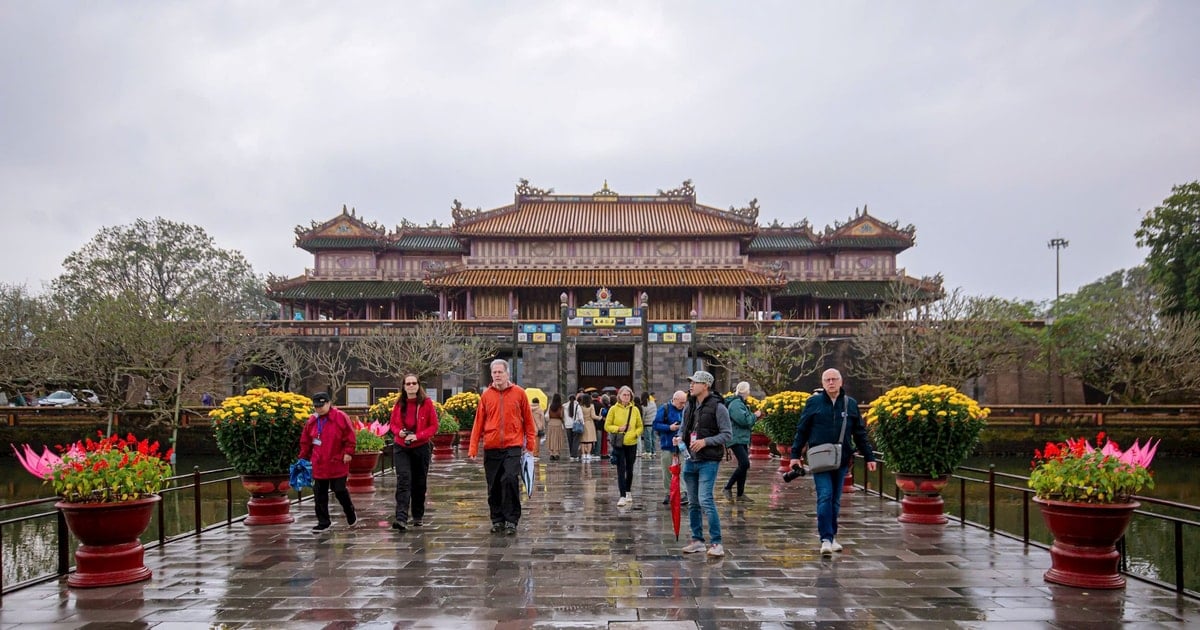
[468,383,538,457]
[299,406,356,479]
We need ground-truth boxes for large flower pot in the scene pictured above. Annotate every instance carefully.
[775,443,792,473]
[457,429,472,450]
[749,433,772,460]
[895,473,950,524]
[1034,497,1138,589]
[347,451,382,494]
[240,474,294,526]
[57,495,159,588]
[432,433,456,460]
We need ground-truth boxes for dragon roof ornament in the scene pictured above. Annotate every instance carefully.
[656,179,695,198]
[516,178,554,197]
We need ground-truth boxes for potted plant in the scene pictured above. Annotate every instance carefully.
[432,401,459,460]
[1029,432,1157,589]
[347,418,389,494]
[210,388,312,525]
[865,384,990,524]
[13,433,172,588]
[757,390,810,473]
[443,391,479,450]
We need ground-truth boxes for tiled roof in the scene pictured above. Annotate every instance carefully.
[426,268,783,288]
[269,281,431,300]
[778,280,937,300]
[391,235,466,252]
[747,234,818,251]
[297,237,384,252]
[823,236,913,250]
[455,202,756,237]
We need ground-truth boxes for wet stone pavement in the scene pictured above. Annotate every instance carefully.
[3,454,1199,629]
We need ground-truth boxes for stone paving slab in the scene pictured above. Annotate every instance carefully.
[2,455,1198,628]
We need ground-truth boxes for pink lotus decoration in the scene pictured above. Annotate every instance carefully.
[352,419,390,436]
[11,443,85,479]
[1065,433,1159,469]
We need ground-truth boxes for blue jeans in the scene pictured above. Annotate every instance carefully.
[812,465,847,542]
[682,459,721,545]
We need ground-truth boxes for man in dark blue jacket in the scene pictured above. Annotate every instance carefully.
[790,369,877,556]
[653,390,688,505]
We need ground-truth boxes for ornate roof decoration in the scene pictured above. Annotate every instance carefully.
[727,198,760,222]
[450,199,483,224]
[818,205,917,250]
[592,180,618,201]
[424,267,785,289]
[516,178,554,197]
[295,205,388,251]
[656,179,695,198]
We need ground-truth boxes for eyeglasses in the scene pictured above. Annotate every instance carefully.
[404,382,419,386]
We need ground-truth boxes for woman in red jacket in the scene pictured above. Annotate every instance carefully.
[299,392,357,532]
[389,373,438,530]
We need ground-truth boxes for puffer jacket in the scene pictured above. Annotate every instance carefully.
[724,394,756,446]
[468,384,537,457]
[604,402,644,446]
[299,406,356,479]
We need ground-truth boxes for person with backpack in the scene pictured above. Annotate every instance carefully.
[722,381,761,502]
[565,393,584,461]
[653,390,688,505]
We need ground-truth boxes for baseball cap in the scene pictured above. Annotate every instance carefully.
[310,392,331,405]
[686,370,715,385]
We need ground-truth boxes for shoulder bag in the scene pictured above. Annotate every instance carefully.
[806,397,847,473]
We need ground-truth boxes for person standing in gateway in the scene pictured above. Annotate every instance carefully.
[468,359,538,535]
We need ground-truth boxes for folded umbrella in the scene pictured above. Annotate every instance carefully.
[521,451,535,498]
[669,455,682,541]
[289,459,313,491]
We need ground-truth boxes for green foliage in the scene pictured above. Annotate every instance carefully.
[355,429,386,452]
[437,406,460,434]
[1028,436,1154,503]
[210,388,311,475]
[49,433,173,503]
[866,385,989,477]
[1136,181,1200,318]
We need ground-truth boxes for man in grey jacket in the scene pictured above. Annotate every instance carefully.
[675,370,733,558]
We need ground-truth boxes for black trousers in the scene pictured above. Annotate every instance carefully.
[724,443,751,495]
[393,443,432,522]
[313,476,355,526]
[567,429,581,458]
[614,444,638,496]
[483,446,523,525]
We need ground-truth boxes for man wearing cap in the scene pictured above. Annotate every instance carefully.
[299,392,358,532]
[675,370,733,557]
[468,359,538,535]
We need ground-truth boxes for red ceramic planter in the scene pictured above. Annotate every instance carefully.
[57,495,159,588]
[347,451,382,494]
[431,433,456,460]
[1035,497,1138,589]
[749,433,772,460]
[240,474,294,526]
[894,473,950,524]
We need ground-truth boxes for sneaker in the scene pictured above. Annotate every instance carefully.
[412,520,424,527]
[736,495,754,503]
[681,540,707,554]
[392,521,407,531]
[820,540,833,556]
[490,522,504,533]
[311,523,331,532]
[504,522,517,535]
[617,495,629,507]
[830,539,843,552]
[662,494,670,505]
[707,544,725,557]
[347,513,358,527]
[722,487,734,500]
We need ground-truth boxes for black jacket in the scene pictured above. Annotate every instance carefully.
[790,389,876,464]
[681,394,733,462]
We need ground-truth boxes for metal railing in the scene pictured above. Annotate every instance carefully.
[0,450,395,605]
[851,454,1200,598]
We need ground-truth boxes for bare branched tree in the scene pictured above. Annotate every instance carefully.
[350,317,498,384]
[303,339,355,401]
[709,321,832,395]
[238,333,310,392]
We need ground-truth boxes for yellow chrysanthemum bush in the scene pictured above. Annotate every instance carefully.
[209,388,312,475]
[433,401,459,434]
[368,392,401,424]
[866,384,990,477]
[443,392,479,432]
[756,390,811,445]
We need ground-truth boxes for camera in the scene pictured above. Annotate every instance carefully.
[782,464,809,482]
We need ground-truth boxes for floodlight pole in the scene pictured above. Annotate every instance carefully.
[1046,238,1069,403]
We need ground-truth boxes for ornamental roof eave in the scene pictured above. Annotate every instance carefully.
[776,278,941,301]
[295,205,389,251]
[268,280,433,300]
[423,267,785,289]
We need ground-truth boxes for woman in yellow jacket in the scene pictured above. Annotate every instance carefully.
[605,385,644,507]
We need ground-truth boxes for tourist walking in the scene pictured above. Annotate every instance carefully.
[298,392,357,532]
[722,381,761,502]
[653,390,688,505]
[605,386,643,507]
[565,394,583,461]
[468,359,538,535]
[388,373,438,530]
[640,393,658,457]
[545,393,567,461]
[789,368,877,555]
[579,393,599,461]
[676,371,732,557]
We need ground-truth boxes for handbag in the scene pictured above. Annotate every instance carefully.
[806,397,848,473]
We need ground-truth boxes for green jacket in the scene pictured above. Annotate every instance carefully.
[724,394,756,446]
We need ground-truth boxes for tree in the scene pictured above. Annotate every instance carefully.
[237,333,311,392]
[1052,267,1200,403]
[0,283,59,397]
[852,286,1039,391]
[350,318,499,384]
[302,340,355,402]
[708,321,832,395]
[50,217,274,320]
[1136,181,1200,317]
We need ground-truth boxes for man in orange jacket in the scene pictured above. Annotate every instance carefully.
[469,358,538,535]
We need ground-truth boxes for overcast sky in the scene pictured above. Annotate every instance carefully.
[2,1,1197,304]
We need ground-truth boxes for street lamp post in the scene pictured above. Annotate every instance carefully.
[511,308,520,385]
[559,293,569,396]
[640,292,650,394]
[1046,238,1069,403]
[689,309,698,374]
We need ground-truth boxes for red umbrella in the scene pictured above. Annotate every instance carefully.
[669,455,682,540]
